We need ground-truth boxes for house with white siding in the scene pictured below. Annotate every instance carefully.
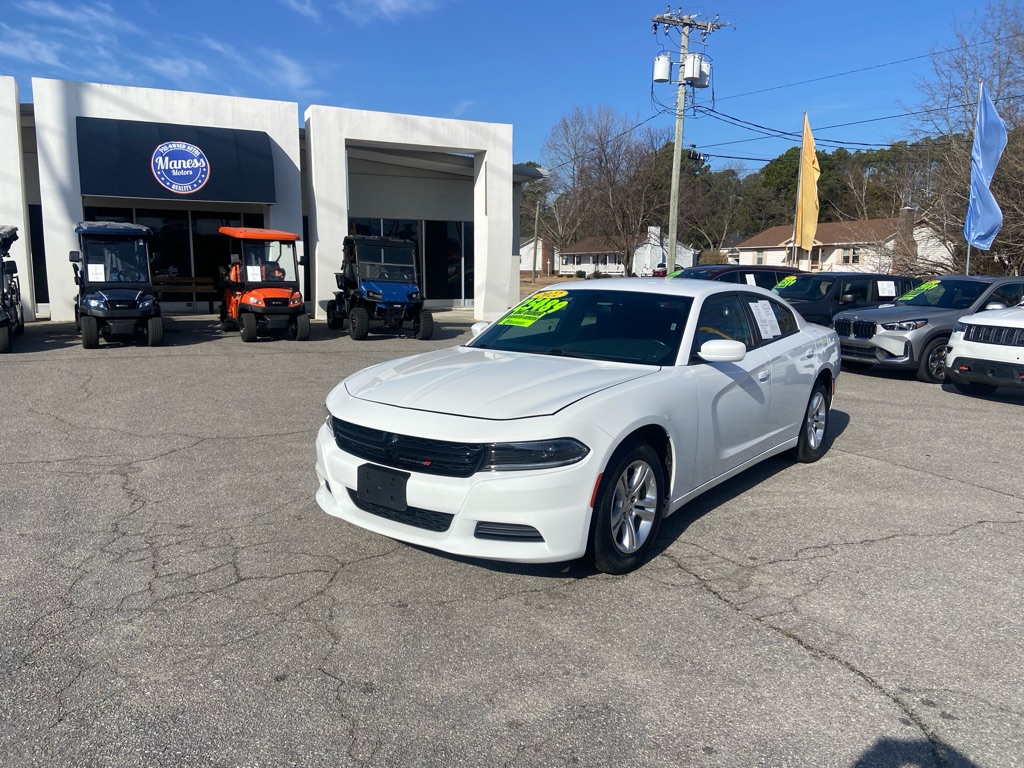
[558,227,696,277]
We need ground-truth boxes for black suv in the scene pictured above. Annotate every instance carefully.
[772,272,919,326]
[674,264,804,290]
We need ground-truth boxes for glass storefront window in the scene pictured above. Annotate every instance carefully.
[192,213,242,298]
[350,218,382,237]
[136,209,192,301]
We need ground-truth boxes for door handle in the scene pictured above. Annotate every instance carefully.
[758,370,770,382]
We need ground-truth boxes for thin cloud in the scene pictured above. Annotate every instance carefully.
[335,0,436,24]
[281,0,321,19]
[201,37,249,68]
[18,0,142,34]
[142,57,210,87]
[0,23,64,67]
[451,100,476,119]
[260,50,323,97]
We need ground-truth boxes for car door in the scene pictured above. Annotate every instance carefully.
[836,277,873,313]
[690,293,772,483]
[740,293,816,444]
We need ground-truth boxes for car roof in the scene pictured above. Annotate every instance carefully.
[528,277,779,300]
[789,271,913,278]
[926,274,1005,283]
[219,226,299,241]
[75,221,152,237]
[681,264,803,273]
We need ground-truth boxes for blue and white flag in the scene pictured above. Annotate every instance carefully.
[963,83,1007,250]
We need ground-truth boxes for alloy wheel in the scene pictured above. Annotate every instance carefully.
[609,459,659,554]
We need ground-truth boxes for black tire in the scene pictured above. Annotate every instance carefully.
[793,380,831,463]
[414,310,434,340]
[951,378,998,396]
[326,302,344,330]
[0,324,10,354]
[290,313,310,341]
[842,360,873,372]
[146,316,164,347]
[349,306,369,340]
[240,312,258,343]
[14,305,24,335]
[219,304,237,332]
[81,315,99,349]
[587,441,665,575]
[916,337,949,383]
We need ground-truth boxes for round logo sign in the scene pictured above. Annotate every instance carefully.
[151,141,210,194]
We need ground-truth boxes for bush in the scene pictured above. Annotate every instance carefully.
[592,269,602,279]
[575,270,586,279]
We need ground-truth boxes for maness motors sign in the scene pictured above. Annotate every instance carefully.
[151,141,210,194]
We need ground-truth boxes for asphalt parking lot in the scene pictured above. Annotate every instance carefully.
[2,314,1022,768]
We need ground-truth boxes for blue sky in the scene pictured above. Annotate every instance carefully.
[0,0,994,170]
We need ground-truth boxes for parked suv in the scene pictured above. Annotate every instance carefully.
[833,275,1024,383]
[675,264,804,290]
[945,303,1024,395]
[772,272,918,326]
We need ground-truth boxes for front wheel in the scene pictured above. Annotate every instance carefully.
[951,378,998,396]
[146,316,164,347]
[348,306,369,340]
[290,313,310,341]
[588,441,665,575]
[793,380,831,463]
[14,304,24,335]
[81,315,99,349]
[917,337,949,383]
[414,310,434,340]
[240,312,258,343]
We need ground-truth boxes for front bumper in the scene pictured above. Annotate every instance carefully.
[314,421,602,564]
[838,330,920,368]
[945,337,1024,389]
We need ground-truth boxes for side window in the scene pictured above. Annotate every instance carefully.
[751,271,779,289]
[989,283,1024,307]
[743,295,798,344]
[694,294,755,354]
[839,278,871,302]
[717,271,741,283]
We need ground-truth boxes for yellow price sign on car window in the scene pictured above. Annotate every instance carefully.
[898,280,938,301]
[775,276,797,289]
[499,293,570,327]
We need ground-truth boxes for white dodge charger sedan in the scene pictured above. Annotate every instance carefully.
[315,278,840,574]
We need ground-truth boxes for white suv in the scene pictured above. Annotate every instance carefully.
[945,303,1024,395]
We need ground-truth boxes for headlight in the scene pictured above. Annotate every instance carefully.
[880,319,927,331]
[408,291,421,301]
[289,294,303,306]
[247,295,263,305]
[953,321,967,334]
[139,297,154,308]
[481,438,590,471]
[366,290,383,301]
[85,297,107,309]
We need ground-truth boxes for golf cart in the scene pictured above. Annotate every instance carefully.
[218,227,309,342]
[69,222,163,348]
[1,225,25,353]
[327,235,433,340]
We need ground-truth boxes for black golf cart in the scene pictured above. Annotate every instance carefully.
[0,225,25,353]
[69,221,163,348]
[326,235,433,340]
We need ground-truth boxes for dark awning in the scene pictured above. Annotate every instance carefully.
[76,117,276,204]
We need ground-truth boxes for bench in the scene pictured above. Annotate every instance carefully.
[152,276,219,311]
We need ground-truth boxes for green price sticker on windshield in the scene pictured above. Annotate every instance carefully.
[499,291,569,327]
[775,276,797,289]
[898,280,938,301]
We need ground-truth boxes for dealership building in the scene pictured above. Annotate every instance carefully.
[0,76,541,323]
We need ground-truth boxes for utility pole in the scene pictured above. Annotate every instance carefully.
[531,199,540,284]
[652,9,726,268]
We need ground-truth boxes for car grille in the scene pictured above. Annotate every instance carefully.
[331,417,487,478]
[963,324,1024,346]
[264,298,289,307]
[834,319,876,338]
[346,489,453,532]
[108,300,138,310]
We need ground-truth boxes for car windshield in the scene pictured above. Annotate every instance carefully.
[82,237,150,283]
[469,289,693,366]
[356,244,417,282]
[895,279,987,309]
[241,240,298,283]
[774,275,835,300]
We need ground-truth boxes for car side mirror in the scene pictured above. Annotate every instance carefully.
[69,250,81,263]
[298,255,308,266]
[984,301,1007,311]
[3,260,17,276]
[470,321,489,338]
[839,293,857,304]
[230,253,241,265]
[698,339,747,363]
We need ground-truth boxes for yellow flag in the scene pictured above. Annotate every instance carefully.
[794,113,820,252]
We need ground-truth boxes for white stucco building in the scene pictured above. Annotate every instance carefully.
[2,76,542,324]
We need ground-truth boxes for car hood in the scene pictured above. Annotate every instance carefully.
[86,287,153,301]
[834,304,958,323]
[959,305,1024,327]
[340,346,657,420]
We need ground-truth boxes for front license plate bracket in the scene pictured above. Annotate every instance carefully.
[357,464,410,512]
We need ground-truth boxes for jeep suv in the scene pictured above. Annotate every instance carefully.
[833,275,1024,383]
[945,303,1024,395]
[772,272,918,326]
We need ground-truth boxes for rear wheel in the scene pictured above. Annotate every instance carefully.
[81,315,99,349]
[240,312,258,343]
[349,306,369,340]
[290,313,310,341]
[0,324,10,354]
[951,378,998,396]
[326,302,344,330]
[414,310,434,340]
[588,441,665,575]
[917,337,949,383]
[793,380,830,463]
[146,316,164,347]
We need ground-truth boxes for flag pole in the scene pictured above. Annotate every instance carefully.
[966,80,983,276]
[790,112,806,267]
